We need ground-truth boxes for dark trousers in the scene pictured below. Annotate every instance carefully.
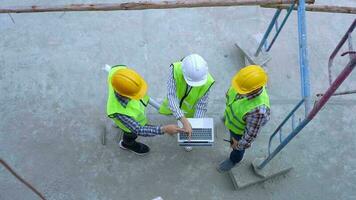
[229,131,245,164]
[122,132,138,146]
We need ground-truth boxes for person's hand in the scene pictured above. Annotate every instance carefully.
[180,117,192,139]
[161,125,185,135]
[231,137,239,150]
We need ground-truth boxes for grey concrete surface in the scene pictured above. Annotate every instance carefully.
[1,0,356,199]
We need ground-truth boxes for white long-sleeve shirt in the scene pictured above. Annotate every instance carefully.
[167,65,210,119]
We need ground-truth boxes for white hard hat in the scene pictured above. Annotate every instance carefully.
[181,54,208,87]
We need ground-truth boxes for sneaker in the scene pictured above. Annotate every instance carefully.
[119,140,150,156]
[184,146,193,152]
[216,158,236,173]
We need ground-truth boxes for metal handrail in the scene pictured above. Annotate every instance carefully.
[260,56,356,169]
[255,1,295,57]
[255,9,281,57]
[267,99,304,155]
[266,2,296,52]
[328,19,356,85]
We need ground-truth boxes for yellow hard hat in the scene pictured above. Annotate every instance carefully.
[111,68,147,100]
[232,65,268,94]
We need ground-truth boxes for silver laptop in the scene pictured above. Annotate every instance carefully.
[177,118,214,146]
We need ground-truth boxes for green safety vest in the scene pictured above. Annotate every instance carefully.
[159,62,215,118]
[224,87,270,135]
[106,66,149,133]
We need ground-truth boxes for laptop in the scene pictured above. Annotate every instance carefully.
[177,118,214,146]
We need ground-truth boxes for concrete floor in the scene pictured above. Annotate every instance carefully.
[1,0,356,199]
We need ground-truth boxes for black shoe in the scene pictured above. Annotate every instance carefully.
[119,140,150,155]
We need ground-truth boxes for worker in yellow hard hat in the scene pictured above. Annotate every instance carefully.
[217,65,271,172]
[107,65,185,155]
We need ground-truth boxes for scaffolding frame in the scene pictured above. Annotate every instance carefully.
[1,0,355,196]
[255,0,356,169]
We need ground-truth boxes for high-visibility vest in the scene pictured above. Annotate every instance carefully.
[106,66,149,133]
[224,87,270,135]
[159,62,215,118]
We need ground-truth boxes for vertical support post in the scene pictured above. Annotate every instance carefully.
[297,0,311,117]
[255,9,282,57]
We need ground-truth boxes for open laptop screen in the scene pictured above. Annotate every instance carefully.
[178,118,214,146]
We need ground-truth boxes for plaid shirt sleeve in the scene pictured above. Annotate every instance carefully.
[194,89,210,118]
[167,65,185,120]
[115,114,163,137]
[237,105,270,150]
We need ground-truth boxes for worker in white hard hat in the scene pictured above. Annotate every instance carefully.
[159,54,215,151]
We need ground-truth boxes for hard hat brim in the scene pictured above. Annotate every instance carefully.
[231,82,250,95]
[232,65,268,94]
[231,72,248,94]
[231,73,267,95]
[122,79,148,100]
[184,75,208,87]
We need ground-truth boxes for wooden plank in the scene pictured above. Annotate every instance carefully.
[0,0,315,14]
[261,4,356,14]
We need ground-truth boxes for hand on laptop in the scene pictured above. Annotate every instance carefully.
[180,117,192,140]
[161,125,185,135]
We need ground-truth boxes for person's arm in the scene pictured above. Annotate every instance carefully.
[167,65,193,138]
[115,114,185,136]
[236,106,270,150]
[194,89,210,118]
[167,65,185,120]
[115,114,163,137]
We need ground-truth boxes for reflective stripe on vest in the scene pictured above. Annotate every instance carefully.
[159,62,215,118]
[224,87,270,135]
[106,66,149,133]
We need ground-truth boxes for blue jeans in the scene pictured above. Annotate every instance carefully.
[229,131,245,164]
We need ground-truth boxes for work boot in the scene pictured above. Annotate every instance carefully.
[119,140,150,156]
[216,158,236,173]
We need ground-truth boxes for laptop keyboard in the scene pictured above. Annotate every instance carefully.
[179,128,212,140]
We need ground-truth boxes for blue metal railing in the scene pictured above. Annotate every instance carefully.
[255,1,296,57]
[258,18,356,170]
[259,56,356,169]
[297,0,311,116]
[255,9,281,56]
[267,99,304,155]
[257,0,310,169]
